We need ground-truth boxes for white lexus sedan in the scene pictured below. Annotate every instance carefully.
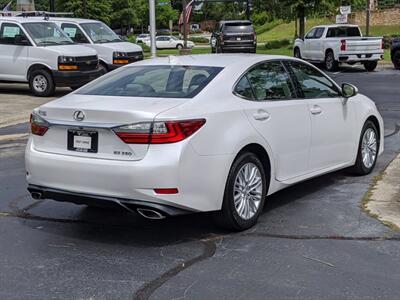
[26,54,383,231]
[145,35,195,49]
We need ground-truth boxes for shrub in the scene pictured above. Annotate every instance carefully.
[264,39,291,49]
[188,37,209,44]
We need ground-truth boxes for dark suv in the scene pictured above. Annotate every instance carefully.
[211,20,256,53]
[391,37,400,69]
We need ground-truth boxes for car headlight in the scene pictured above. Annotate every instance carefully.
[58,56,76,63]
[113,52,128,58]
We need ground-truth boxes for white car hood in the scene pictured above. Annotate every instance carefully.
[96,42,142,52]
[45,44,98,57]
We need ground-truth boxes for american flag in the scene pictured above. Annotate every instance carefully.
[178,0,194,26]
[2,1,12,12]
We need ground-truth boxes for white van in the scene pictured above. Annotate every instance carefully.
[49,18,144,73]
[0,17,102,96]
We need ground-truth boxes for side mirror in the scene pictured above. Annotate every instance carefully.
[15,34,29,46]
[342,83,358,98]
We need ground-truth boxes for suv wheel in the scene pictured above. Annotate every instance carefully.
[393,50,400,70]
[325,51,339,72]
[364,61,378,72]
[29,69,55,97]
[214,152,268,231]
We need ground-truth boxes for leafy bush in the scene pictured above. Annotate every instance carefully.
[264,39,291,49]
[141,43,151,53]
[383,35,400,49]
[188,37,209,44]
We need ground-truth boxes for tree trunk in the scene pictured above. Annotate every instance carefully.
[298,5,305,39]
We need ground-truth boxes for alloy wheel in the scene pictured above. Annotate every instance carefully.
[361,128,377,169]
[233,162,263,220]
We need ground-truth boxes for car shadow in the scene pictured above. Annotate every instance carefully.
[21,169,353,248]
[0,83,70,97]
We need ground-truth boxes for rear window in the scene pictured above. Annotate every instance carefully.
[77,65,223,98]
[223,23,254,33]
[326,27,361,38]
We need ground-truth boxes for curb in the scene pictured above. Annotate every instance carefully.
[363,154,400,231]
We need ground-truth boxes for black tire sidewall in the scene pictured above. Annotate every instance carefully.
[325,51,337,71]
[393,51,400,70]
[294,48,301,59]
[221,152,268,230]
[29,70,55,97]
[354,121,379,175]
[364,61,378,72]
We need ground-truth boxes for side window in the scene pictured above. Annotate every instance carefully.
[326,28,335,38]
[0,23,27,45]
[61,23,89,43]
[305,28,316,39]
[289,62,340,98]
[314,28,325,39]
[246,61,295,101]
[234,76,254,99]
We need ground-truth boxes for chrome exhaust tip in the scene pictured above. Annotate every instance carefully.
[31,192,43,200]
[137,208,166,220]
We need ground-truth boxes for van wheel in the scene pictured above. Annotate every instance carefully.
[364,61,378,72]
[325,51,339,72]
[29,69,55,97]
[214,152,267,231]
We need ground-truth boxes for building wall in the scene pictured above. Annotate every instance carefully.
[349,7,400,26]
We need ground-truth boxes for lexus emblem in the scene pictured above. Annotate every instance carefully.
[73,110,85,121]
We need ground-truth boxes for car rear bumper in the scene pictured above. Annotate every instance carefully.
[27,184,191,216]
[339,53,383,63]
[25,138,232,213]
[53,68,103,87]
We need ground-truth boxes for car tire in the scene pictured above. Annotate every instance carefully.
[176,44,183,50]
[350,121,379,176]
[325,51,339,72]
[393,50,400,70]
[294,47,302,59]
[29,69,55,97]
[214,152,268,231]
[364,61,378,72]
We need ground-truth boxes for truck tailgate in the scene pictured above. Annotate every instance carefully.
[344,37,383,53]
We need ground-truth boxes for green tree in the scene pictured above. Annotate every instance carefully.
[59,0,112,23]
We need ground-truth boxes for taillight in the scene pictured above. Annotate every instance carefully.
[340,39,346,51]
[381,39,385,50]
[154,188,179,194]
[113,119,206,144]
[253,32,257,42]
[30,113,49,136]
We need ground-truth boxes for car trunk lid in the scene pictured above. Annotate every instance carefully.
[32,94,186,161]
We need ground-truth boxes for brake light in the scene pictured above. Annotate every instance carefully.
[381,39,385,50]
[340,39,346,51]
[30,113,49,136]
[114,119,206,144]
[154,188,179,194]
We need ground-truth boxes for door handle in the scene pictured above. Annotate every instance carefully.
[310,105,322,115]
[253,110,270,121]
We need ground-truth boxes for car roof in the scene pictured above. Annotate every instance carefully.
[9,16,101,24]
[313,24,359,28]
[135,54,298,68]
[220,20,252,25]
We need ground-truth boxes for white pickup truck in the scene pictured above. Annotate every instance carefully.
[293,24,384,72]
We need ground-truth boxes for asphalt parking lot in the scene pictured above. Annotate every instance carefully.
[1,65,400,299]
